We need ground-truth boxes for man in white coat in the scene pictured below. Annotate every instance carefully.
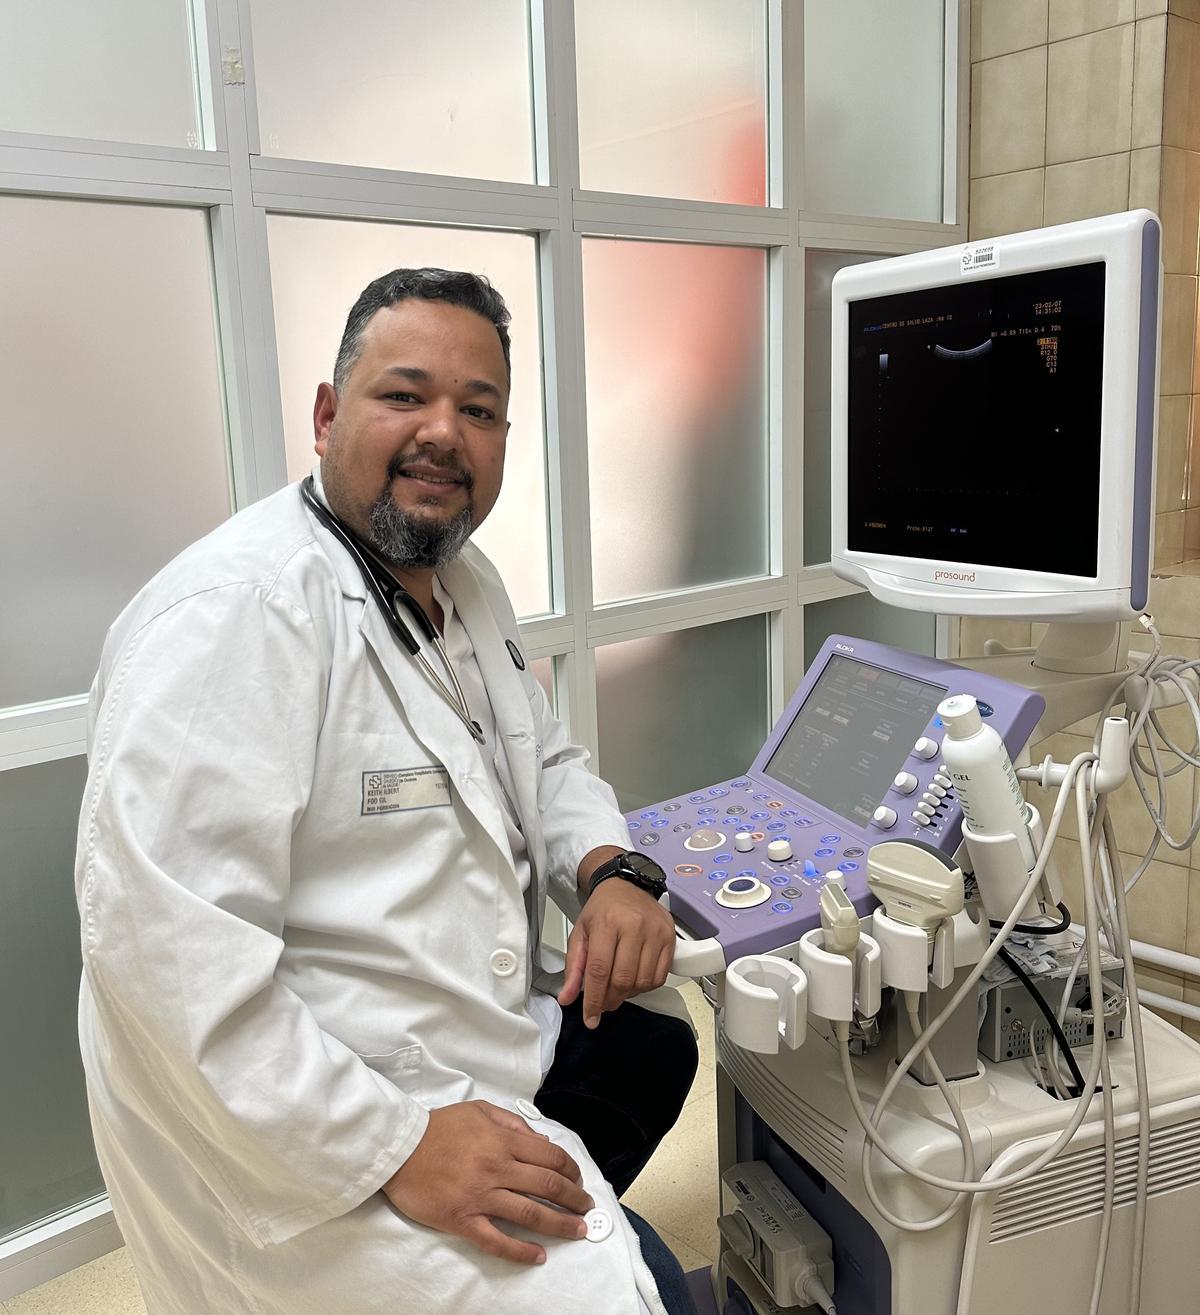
[76,269,700,1314]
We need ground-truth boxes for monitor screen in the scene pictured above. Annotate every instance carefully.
[846,262,1106,577]
[764,653,947,827]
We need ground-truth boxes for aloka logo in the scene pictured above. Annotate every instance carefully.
[934,568,977,583]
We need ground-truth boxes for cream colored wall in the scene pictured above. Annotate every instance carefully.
[967,0,1200,1034]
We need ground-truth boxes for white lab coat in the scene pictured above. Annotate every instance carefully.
[75,479,670,1315]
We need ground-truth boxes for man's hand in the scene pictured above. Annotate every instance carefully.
[558,864,676,1028]
[382,1100,594,1265]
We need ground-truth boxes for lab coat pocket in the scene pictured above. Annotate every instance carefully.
[358,1042,424,1101]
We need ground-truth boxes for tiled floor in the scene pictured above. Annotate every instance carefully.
[3,984,719,1313]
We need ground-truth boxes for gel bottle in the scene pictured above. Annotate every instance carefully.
[937,693,1037,870]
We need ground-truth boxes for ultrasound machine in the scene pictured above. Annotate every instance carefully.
[652,211,1200,1315]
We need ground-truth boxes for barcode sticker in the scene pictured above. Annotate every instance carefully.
[960,242,998,274]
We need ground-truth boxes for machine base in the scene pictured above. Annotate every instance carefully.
[716,1007,1200,1314]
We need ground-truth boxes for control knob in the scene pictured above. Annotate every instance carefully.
[734,831,755,853]
[913,737,940,760]
[767,839,793,862]
[872,805,898,829]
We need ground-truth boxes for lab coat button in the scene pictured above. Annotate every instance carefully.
[516,1099,542,1121]
[490,949,518,977]
[584,1208,613,1242]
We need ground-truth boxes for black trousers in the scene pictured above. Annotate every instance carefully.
[535,997,700,1197]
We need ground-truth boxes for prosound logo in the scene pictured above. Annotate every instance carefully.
[934,568,977,583]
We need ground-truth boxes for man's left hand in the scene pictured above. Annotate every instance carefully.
[558,871,676,1029]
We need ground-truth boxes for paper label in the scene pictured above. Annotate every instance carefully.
[361,766,451,815]
[960,242,999,274]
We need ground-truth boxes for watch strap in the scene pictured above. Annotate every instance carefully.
[586,851,667,901]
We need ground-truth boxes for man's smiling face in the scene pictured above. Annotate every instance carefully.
[314,297,510,568]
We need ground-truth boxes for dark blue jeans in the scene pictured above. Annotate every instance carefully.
[535,999,701,1315]
[623,1205,701,1315]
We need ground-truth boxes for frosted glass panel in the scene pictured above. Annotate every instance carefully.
[249,0,533,181]
[1,196,230,709]
[596,615,769,812]
[584,240,768,603]
[575,0,767,204]
[803,250,884,566]
[0,756,105,1240]
[0,0,199,148]
[267,217,550,620]
[804,0,945,221]
[803,593,937,671]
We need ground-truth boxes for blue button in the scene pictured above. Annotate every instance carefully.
[933,715,943,728]
[710,786,729,797]
[750,811,770,821]
[698,806,717,816]
[820,834,841,844]
[780,809,797,818]
[689,794,706,803]
[771,901,793,914]
[753,793,769,801]
[838,861,860,873]
[803,860,819,877]
[728,877,756,892]
[628,821,641,831]
[737,869,757,879]
[767,822,786,832]
[723,817,740,827]
[770,875,789,887]
[797,817,815,827]
[640,810,658,819]
[709,870,728,881]
[815,847,835,858]
[652,819,669,829]
[714,853,733,864]
[733,780,749,788]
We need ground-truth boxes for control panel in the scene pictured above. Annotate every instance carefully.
[627,634,1044,965]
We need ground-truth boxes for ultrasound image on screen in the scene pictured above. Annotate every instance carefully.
[847,262,1105,576]
[765,654,946,826]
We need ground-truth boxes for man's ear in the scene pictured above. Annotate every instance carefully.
[313,382,338,456]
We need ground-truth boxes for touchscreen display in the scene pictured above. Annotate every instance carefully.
[764,654,946,826]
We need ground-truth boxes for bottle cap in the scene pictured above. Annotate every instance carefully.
[938,693,983,740]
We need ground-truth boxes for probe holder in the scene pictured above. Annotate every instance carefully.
[724,955,808,1054]
[961,802,1058,925]
[797,929,881,1022]
[871,911,931,991]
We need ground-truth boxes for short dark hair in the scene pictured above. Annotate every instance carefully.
[332,267,512,393]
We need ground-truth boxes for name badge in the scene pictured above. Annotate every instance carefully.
[361,766,451,815]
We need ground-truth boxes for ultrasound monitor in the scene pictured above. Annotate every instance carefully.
[830,210,1161,621]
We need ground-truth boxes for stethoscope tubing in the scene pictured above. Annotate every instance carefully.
[300,477,485,745]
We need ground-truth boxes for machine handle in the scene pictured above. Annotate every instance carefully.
[670,932,727,979]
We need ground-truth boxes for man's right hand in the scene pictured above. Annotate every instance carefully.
[382,1100,595,1265]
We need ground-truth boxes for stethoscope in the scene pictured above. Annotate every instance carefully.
[300,475,486,745]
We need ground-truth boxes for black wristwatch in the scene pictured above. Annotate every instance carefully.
[586,850,668,901]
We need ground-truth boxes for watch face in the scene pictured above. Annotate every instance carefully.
[625,852,665,882]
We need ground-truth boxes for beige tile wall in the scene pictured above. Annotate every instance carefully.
[971,0,1200,569]
[968,0,1200,1035]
